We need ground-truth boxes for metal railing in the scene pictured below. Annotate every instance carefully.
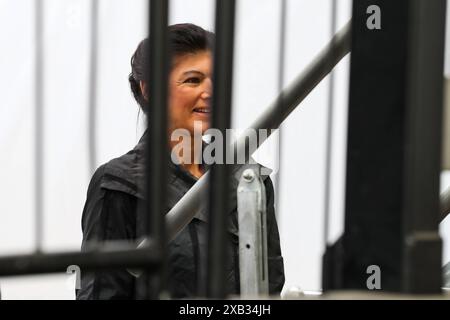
[2,0,449,298]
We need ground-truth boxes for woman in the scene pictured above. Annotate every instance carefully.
[76,23,284,300]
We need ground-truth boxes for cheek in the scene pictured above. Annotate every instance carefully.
[170,89,196,113]
[169,98,185,121]
[168,89,197,126]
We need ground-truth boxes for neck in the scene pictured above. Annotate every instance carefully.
[169,134,204,179]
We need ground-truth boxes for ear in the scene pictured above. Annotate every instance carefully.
[139,81,149,101]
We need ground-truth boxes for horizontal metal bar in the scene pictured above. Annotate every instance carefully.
[166,20,352,241]
[0,240,161,277]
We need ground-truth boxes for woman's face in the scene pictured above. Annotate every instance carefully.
[168,50,212,135]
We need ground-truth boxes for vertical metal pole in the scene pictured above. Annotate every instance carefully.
[338,0,410,291]
[324,0,445,293]
[323,0,337,250]
[443,77,450,172]
[273,0,287,220]
[35,0,44,253]
[88,0,99,175]
[142,0,169,299]
[402,0,446,294]
[321,0,338,291]
[206,0,236,299]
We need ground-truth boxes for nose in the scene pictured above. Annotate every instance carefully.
[200,78,212,100]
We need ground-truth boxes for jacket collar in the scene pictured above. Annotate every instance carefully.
[100,130,272,224]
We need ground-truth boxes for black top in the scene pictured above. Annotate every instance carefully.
[76,131,285,299]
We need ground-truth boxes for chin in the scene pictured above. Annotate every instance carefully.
[201,124,210,133]
[187,119,210,135]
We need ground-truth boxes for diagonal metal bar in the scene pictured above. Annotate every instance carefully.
[165,20,352,242]
[440,188,450,222]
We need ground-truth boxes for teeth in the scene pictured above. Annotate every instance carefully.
[194,108,210,113]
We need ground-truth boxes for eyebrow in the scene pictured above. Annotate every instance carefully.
[182,70,205,77]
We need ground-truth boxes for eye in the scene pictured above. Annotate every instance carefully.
[184,77,201,84]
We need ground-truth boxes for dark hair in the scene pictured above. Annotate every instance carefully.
[129,23,215,114]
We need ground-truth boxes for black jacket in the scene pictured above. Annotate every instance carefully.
[76,132,285,299]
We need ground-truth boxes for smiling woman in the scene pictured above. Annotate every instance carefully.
[131,24,214,178]
[76,23,285,300]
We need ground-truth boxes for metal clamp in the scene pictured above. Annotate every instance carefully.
[237,168,269,296]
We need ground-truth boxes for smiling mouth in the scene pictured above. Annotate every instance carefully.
[193,107,211,114]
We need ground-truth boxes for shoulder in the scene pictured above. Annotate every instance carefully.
[86,164,108,195]
[81,163,138,238]
[86,149,144,200]
[82,154,141,224]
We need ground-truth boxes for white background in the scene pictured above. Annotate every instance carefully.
[0,0,449,299]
